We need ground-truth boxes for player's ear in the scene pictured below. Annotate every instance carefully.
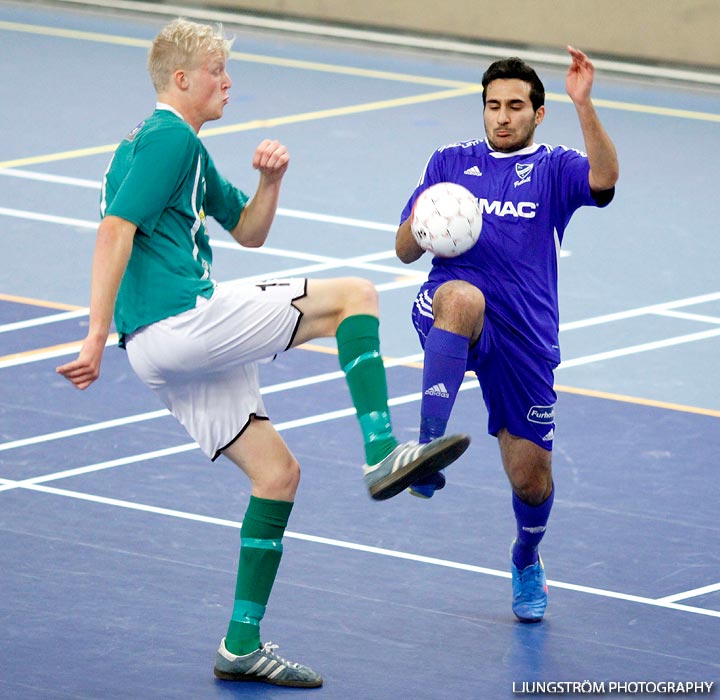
[173,68,189,90]
[535,105,546,126]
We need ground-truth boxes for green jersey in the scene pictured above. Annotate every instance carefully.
[102,107,248,344]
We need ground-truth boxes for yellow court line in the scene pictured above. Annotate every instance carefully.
[2,20,718,124]
[546,92,720,123]
[1,332,717,418]
[297,344,720,418]
[554,384,720,418]
[0,341,84,364]
[0,20,717,170]
[0,20,471,88]
[229,50,472,88]
[0,85,483,169]
[0,334,118,364]
[0,144,119,169]
[5,80,714,170]
[0,293,84,311]
[200,85,484,138]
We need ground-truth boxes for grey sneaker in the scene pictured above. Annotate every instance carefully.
[213,639,323,687]
[363,434,470,500]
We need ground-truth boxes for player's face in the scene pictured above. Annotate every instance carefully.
[483,79,545,152]
[186,51,232,126]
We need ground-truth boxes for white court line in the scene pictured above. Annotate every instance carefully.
[5,311,719,452]
[4,292,720,438]
[0,353,424,452]
[0,309,88,334]
[13,310,720,451]
[654,309,720,325]
[656,582,720,604]
[0,391,426,491]
[559,291,720,330]
[6,313,720,373]
[0,203,396,237]
[0,409,171,452]
[6,286,719,341]
[0,205,430,281]
[0,335,117,369]
[0,171,572,257]
[6,479,719,619]
[0,167,397,232]
[0,206,96,229]
[557,327,720,369]
[2,336,718,618]
[3,9,718,627]
[0,168,100,188]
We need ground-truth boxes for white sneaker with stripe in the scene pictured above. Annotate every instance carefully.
[214,639,323,687]
[363,434,470,500]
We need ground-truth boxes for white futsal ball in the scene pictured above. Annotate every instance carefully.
[410,182,482,257]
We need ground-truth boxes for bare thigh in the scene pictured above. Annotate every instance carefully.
[291,277,379,346]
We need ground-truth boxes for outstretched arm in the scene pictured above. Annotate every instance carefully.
[230,139,290,247]
[56,216,136,389]
[566,46,619,193]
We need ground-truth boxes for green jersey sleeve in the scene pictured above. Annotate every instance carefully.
[204,149,249,231]
[105,124,196,236]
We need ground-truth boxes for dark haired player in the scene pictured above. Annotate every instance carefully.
[395,47,619,622]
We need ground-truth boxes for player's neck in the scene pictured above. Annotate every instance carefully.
[155,95,203,133]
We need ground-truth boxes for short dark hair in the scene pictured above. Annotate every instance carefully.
[481,58,545,111]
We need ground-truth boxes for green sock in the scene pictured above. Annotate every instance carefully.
[225,496,293,656]
[336,314,399,465]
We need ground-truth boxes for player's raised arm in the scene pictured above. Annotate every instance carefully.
[56,216,136,389]
[230,139,289,247]
[565,46,619,193]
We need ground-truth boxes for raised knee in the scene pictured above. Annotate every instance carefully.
[347,276,378,307]
[436,281,485,310]
[433,281,485,335]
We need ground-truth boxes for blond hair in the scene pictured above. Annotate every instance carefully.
[148,19,232,92]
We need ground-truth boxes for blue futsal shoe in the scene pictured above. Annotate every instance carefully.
[511,543,548,622]
[408,469,446,499]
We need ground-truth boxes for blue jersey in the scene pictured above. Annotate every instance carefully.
[401,139,613,363]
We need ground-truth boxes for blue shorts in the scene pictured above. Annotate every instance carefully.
[412,284,557,450]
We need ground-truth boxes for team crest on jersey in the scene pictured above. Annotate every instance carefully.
[514,162,534,187]
[125,121,145,142]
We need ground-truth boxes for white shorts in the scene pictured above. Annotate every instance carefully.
[126,278,307,460]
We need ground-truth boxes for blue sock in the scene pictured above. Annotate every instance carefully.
[512,485,554,570]
[419,327,469,444]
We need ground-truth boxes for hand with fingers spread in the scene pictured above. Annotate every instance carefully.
[566,45,595,107]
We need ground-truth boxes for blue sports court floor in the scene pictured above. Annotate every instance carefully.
[1,1,719,698]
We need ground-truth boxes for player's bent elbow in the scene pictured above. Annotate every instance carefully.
[590,167,619,193]
[396,243,424,264]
